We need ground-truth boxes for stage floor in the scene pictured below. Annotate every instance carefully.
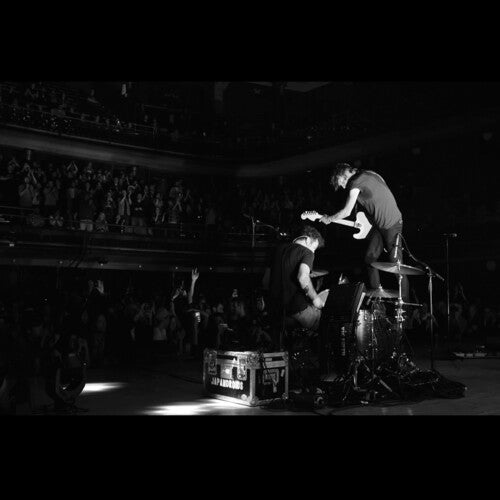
[19,354,500,415]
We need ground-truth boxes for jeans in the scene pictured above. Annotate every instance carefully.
[365,220,409,300]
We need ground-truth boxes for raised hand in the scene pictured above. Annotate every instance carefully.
[96,280,105,294]
[191,268,199,282]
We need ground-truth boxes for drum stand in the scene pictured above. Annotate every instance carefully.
[339,302,398,404]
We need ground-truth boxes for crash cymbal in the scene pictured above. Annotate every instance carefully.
[371,262,425,276]
[366,288,399,299]
[310,269,329,278]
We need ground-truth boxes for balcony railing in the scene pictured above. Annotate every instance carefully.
[0,204,279,246]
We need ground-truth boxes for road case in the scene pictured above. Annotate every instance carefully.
[203,349,289,406]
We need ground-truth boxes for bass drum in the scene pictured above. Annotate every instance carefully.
[354,305,397,362]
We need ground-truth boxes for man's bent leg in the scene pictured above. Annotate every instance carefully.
[365,228,384,289]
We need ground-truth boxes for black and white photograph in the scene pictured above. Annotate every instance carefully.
[1,80,499,416]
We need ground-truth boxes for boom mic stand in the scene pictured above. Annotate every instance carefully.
[401,235,444,371]
[443,233,457,344]
[243,214,287,248]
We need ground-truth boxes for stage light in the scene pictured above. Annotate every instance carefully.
[82,382,126,393]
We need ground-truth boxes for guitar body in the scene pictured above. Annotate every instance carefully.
[352,211,371,239]
[301,210,372,240]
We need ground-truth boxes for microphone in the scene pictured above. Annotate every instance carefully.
[393,233,401,260]
[443,233,458,238]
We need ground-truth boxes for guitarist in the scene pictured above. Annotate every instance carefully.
[267,225,326,333]
[319,163,408,299]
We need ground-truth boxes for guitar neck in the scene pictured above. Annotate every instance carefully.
[333,218,355,228]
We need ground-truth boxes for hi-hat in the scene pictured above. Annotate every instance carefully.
[366,287,399,299]
[310,269,329,278]
[371,262,425,276]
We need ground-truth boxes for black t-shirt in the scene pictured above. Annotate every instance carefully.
[269,242,315,315]
[348,170,402,230]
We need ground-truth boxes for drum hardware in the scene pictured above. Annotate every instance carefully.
[372,234,444,370]
[331,237,424,404]
[322,299,397,405]
[390,233,445,371]
[371,262,425,276]
[365,287,399,299]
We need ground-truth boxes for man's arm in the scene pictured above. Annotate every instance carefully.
[188,268,199,305]
[297,263,324,309]
[320,188,360,224]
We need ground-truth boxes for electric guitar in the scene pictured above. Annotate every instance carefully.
[300,210,372,240]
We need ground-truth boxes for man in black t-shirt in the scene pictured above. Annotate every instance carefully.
[268,225,325,332]
[320,163,408,299]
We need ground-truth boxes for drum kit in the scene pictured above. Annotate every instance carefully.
[299,259,438,403]
[340,261,426,402]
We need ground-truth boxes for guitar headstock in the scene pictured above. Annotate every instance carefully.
[301,211,321,221]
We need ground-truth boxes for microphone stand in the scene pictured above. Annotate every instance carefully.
[423,263,444,371]
[445,235,451,344]
[402,238,444,371]
[250,217,285,248]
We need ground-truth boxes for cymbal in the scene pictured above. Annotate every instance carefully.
[310,269,329,278]
[371,262,425,276]
[365,288,399,299]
